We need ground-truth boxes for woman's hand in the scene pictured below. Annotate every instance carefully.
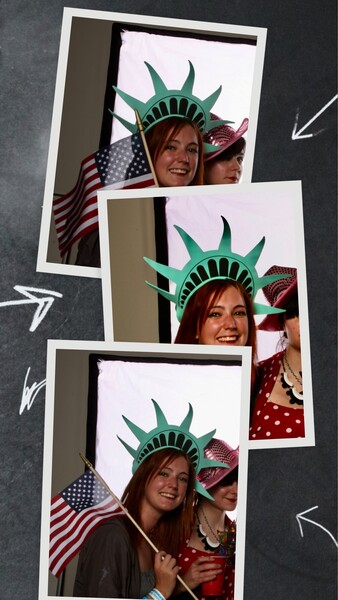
[154,551,180,599]
[177,555,223,592]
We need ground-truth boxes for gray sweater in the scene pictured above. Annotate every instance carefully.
[73,517,153,598]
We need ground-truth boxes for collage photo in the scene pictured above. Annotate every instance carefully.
[30,7,327,600]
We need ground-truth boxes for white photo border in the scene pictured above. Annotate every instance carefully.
[98,181,315,450]
[39,340,251,600]
[36,7,266,278]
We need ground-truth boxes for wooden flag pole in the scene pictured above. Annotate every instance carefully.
[80,453,199,600]
[135,110,160,187]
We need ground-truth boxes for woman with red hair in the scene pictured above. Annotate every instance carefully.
[175,279,257,390]
[146,117,204,187]
[73,399,225,598]
[144,216,287,391]
[75,60,223,266]
[74,448,195,598]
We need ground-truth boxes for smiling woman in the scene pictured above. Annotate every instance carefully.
[73,400,225,598]
[250,266,304,440]
[146,117,204,187]
[203,113,248,185]
[176,439,238,600]
[75,61,223,266]
[176,280,253,348]
[144,216,289,391]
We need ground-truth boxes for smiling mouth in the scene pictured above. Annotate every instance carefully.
[169,168,189,175]
[160,492,178,499]
[216,335,239,343]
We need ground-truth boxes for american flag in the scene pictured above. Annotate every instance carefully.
[53,133,156,257]
[49,469,124,577]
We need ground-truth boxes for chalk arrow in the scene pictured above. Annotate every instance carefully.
[296,506,338,548]
[292,94,338,139]
[0,285,63,332]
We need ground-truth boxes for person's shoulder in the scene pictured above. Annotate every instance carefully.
[257,350,284,369]
[85,516,128,546]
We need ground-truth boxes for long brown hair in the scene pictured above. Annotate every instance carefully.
[145,117,204,186]
[121,448,195,557]
[174,280,257,388]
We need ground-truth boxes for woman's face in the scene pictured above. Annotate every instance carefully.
[208,479,238,512]
[284,315,300,351]
[154,124,199,187]
[204,151,244,184]
[142,455,190,517]
[198,286,249,346]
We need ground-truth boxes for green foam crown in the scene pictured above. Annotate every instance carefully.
[117,399,228,500]
[144,216,291,321]
[110,60,233,138]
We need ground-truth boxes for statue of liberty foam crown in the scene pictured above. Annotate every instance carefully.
[144,216,291,321]
[117,398,229,500]
[110,60,233,153]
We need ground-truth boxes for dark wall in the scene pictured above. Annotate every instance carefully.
[1,1,336,599]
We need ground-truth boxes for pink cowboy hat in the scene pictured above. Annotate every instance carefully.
[258,265,298,332]
[204,113,249,162]
[197,438,239,490]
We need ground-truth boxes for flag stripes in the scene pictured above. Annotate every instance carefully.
[52,134,156,257]
[49,470,124,577]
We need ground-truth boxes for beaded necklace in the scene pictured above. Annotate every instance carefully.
[196,509,236,562]
[280,351,303,406]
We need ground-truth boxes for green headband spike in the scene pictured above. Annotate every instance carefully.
[253,303,287,316]
[144,216,293,321]
[179,402,194,431]
[258,273,291,289]
[152,398,170,429]
[108,113,139,135]
[144,256,181,282]
[174,224,204,259]
[110,60,228,134]
[203,142,223,155]
[181,60,195,94]
[116,436,138,460]
[244,237,265,264]
[121,414,153,443]
[203,87,223,115]
[181,61,224,116]
[145,61,169,95]
[195,479,217,501]
[145,280,177,304]
[203,120,237,157]
[217,216,232,254]
[118,399,225,500]
[208,119,233,129]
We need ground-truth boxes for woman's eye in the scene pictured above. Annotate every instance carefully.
[164,144,176,151]
[237,156,244,164]
[187,147,198,154]
[234,310,247,317]
[208,311,220,318]
[159,471,168,477]
[178,476,188,483]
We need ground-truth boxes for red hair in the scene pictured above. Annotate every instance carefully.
[145,117,204,186]
[121,448,195,557]
[174,280,257,388]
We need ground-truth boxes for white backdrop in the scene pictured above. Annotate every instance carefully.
[111,29,256,145]
[163,182,306,361]
[95,358,243,507]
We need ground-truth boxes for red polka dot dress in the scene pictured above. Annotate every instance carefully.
[178,517,235,600]
[250,351,304,440]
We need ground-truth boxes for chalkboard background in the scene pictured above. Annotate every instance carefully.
[1,1,337,599]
